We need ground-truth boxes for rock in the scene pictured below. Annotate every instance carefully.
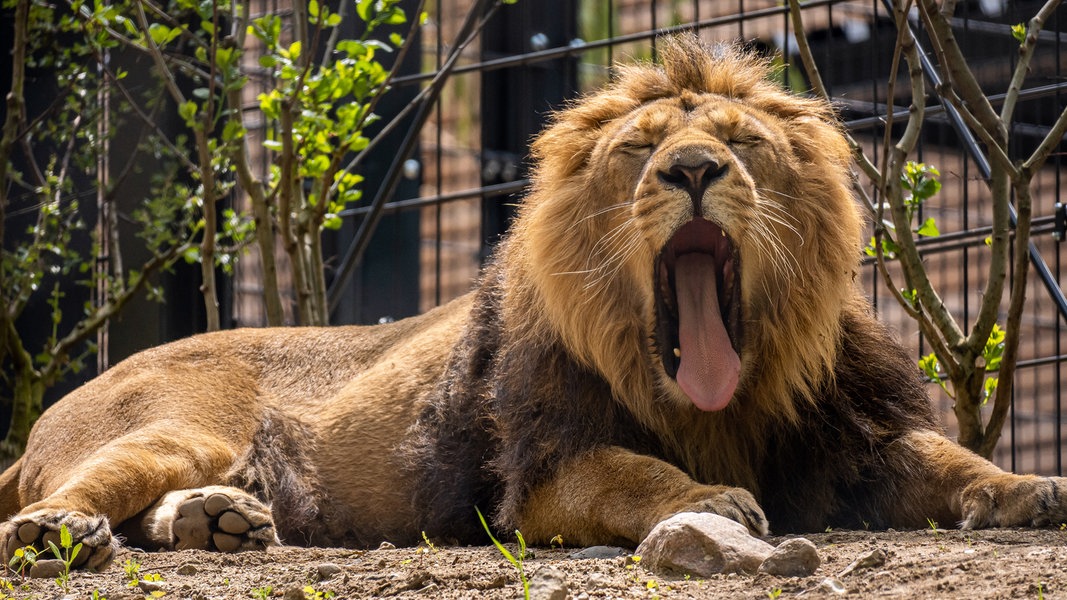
[759,537,821,577]
[282,586,305,600]
[635,512,774,577]
[528,567,569,600]
[820,577,847,594]
[317,563,343,580]
[839,548,887,577]
[377,541,396,550]
[568,546,630,560]
[176,563,198,575]
[28,559,67,579]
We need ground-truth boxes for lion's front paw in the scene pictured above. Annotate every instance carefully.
[675,486,769,536]
[153,486,279,552]
[0,509,117,572]
[961,475,1067,528]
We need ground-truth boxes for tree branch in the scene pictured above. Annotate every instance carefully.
[1001,0,1062,125]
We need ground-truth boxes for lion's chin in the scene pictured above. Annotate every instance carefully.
[655,218,742,411]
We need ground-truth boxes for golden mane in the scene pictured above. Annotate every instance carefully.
[504,34,863,463]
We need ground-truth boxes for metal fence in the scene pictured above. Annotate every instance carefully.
[228,0,1066,474]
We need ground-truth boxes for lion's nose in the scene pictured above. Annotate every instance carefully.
[658,159,728,217]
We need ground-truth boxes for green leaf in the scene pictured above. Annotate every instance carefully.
[323,214,342,230]
[178,101,197,126]
[916,217,940,237]
[389,32,403,46]
[983,324,1006,371]
[289,40,302,60]
[308,0,319,17]
[900,288,917,310]
[1011,23,1026,44]
[148,23,180,46]
[983,377,999,405]
[356,0,373,21]
[325,13,341,27]
[60,524,72,548]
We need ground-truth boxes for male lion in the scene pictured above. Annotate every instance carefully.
[2,35,1065,571]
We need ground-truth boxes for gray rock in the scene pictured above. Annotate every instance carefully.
[176,563,198,575]
[528,567,569,600]
[317,563,343,580]
[759,537,821,577]
[635,512,774,577]
[820,577,848,594]
[568,546,629,560]
[838,548,887,577]
[28,559,66,579]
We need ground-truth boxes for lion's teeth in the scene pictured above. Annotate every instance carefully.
[673,347,681,358]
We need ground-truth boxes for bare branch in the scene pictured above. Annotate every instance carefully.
[915,0,1005,142]
[39,243,191,383]
[979,180,1035,457]
[1001,0,1062,125]
[225,89,285,326]
[937,84,1017,177]
[1022,104,1067,175]
[132,0,188,106]
[785,0,879,184]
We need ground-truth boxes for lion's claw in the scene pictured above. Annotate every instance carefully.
[681,487,769,536]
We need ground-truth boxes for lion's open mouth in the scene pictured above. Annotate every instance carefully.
[655,218,742,411]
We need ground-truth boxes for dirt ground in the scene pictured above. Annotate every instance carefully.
[6,527,1067,599]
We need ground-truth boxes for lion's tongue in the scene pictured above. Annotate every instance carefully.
[675,253,740,412]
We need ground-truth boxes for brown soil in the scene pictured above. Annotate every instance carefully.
[8,528,1067,599]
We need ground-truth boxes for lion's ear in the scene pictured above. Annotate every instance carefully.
[532,93,643,179]
[531,126,596,179]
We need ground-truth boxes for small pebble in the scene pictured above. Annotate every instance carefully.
[317,563,343,580]
[820,577,847,594]
[839,548,887,577]
[176,563,198,575]
[528,567,568,600]
[568,546,629,560]
[759,537,821,577]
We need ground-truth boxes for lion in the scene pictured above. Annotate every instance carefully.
[2,35,1065,572]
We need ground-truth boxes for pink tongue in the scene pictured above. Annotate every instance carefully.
[675,253,740,411]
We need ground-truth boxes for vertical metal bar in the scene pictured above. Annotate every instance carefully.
[433,0,443,308]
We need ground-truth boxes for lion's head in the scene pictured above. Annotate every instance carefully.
[506,35,862,429]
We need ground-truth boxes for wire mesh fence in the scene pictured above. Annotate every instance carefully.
[233,0,1066,474]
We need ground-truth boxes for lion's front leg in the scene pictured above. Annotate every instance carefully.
[515,446,767,547]
[888,430,1067,529]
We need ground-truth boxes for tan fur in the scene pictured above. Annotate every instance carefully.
[2,36,1066,570]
